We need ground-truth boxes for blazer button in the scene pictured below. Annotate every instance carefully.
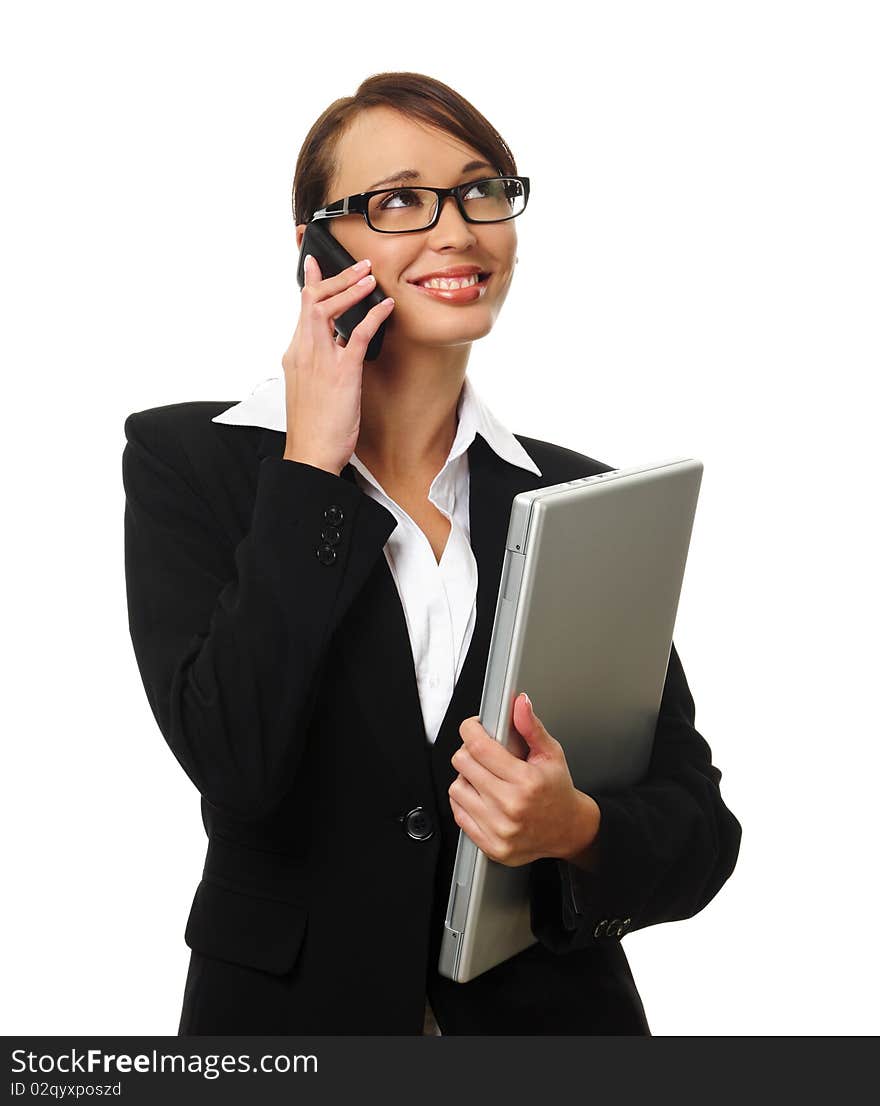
[315,543,337,565]
[324,504,345,526]
[593,919,608,938]
[403,806,434,841]
[321,523,342,545]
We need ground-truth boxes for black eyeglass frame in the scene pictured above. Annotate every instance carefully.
[306,175,530,233]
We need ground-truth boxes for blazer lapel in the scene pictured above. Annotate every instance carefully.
[255,426,545,811]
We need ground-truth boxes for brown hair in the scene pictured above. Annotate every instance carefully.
[291,71,519,227]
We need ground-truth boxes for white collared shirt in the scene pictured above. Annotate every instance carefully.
[212,373,541,1037]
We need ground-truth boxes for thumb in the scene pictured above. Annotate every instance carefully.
[514,692,553,753]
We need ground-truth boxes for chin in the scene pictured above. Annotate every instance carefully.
[395,318,495,346]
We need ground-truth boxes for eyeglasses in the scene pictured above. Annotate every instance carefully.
[308,175,530,234]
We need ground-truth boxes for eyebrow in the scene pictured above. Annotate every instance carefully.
[368,160,495,191]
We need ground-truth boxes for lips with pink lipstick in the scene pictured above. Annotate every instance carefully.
[407,265,492,302]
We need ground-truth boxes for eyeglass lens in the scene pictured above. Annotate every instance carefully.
[367,178,526,232]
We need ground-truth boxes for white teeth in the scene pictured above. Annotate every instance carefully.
[418,273,480,290]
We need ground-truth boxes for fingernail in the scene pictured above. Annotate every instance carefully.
[354,258,371,270]
[522,692,531,709]
[304,253,313,272]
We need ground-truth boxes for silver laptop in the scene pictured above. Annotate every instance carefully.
[438,456,703,983]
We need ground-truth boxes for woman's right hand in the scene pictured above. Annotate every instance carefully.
[281,254,395,476]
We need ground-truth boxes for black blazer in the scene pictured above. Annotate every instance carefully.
[122,399,742,1036]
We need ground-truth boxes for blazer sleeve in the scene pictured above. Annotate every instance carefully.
[529,642,742,953]
[122,410,397,822]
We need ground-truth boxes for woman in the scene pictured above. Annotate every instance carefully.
[122,71,742,1035]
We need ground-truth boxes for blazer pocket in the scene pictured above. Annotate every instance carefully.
[184,876,308,975]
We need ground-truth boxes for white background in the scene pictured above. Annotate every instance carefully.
[2,0,877,1035]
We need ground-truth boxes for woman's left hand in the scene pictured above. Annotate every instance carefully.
[449,693,600,867]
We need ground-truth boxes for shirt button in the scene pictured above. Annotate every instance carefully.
[324,504,345,526]
[321,523,342,545]
[315,543,337,566]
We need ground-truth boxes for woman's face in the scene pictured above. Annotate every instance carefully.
[295,106,518,350]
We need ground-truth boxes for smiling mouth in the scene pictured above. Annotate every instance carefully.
[408,273,492,299]
[409,272,490,288]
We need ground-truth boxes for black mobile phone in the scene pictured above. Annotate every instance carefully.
[296,221,389,361]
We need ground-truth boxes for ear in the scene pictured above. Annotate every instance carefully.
[295,223,307,250]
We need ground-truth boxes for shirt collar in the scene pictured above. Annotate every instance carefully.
[211,373,542,476]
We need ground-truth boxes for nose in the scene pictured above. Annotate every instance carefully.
[431,193,476,239]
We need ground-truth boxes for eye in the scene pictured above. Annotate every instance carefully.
[378,188,424,210]
[462,178,505,201]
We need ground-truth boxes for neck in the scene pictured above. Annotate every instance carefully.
[355,343,470,483]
